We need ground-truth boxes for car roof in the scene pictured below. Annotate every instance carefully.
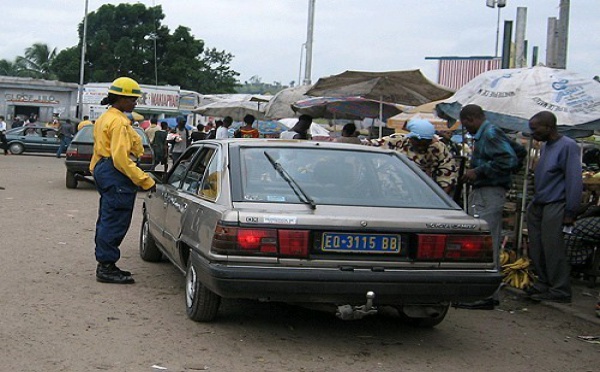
[195,139,391,154]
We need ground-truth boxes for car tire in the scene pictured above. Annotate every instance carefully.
[139,216,163,262]
[397,304,449,328]
[66,171,78,189]
[185,258,221,322]
[9,143,24,155]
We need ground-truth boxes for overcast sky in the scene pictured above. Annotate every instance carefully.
[2,0,598,88]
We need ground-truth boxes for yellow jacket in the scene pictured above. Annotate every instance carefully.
[77,120,93,131]
[90,107,155,190]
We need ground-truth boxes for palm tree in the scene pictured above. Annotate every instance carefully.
[0,59,23,76]
[16,43,58,79]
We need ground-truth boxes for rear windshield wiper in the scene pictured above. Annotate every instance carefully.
[264,151,316,210]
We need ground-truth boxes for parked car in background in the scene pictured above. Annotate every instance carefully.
[64,125,154,189]
[140,139,501,326]
[4,125,60,155]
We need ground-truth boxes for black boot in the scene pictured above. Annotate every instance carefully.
[96,263,135,284]
[113,264,132,277]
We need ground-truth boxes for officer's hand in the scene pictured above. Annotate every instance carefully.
[146,184,157,193]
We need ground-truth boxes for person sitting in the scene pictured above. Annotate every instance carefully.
[334,123,362,144]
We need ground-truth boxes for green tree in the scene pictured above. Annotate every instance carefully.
[16,43,57,79]
[52,3,238,93]
[51,46,81,82]
[0,59,23,77]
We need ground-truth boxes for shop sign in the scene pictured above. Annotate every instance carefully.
[5,92,59,104]
[83,84,180,111]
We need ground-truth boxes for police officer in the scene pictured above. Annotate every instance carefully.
[90,77,155,284]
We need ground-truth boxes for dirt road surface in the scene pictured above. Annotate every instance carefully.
[0,154,598,372]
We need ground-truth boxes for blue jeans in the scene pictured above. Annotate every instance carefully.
[93,158,138,263]
[56,136,72,157]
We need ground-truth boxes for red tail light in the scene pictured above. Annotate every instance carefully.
[278,230,309,257]
[211,224,309,258]
[417,234,446,259]
[237,229,277,253]
[417,234,492,261]
[140,149,153,163]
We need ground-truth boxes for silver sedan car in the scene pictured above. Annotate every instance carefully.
[141,139,500,326]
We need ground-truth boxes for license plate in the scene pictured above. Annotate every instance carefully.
[321,233,402,253]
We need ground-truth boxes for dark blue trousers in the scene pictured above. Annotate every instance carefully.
[94,158,138,263]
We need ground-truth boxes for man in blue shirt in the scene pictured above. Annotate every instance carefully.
[526,111,583,303]
[456,104,521,309]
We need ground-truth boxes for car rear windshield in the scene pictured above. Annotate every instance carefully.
[74,125,149,145]
[237,147,454,209]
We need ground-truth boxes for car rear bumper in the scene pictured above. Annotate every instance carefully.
[65,160,91,174]
[191,251,502,305]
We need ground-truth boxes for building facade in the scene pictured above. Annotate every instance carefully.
[0,76,78,122]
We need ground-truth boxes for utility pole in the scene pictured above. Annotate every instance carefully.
[303,0,316,86]
[514,7,527,68]
[556,0,570,68]
[546,17,558,67]
[77,0,89,119]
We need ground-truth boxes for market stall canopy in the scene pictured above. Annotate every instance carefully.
[291,96,401,120]
[264,85,313,119]
[387,99,460,132]
[193,100,266,121]
[306,70,454,106]
[436,65,600,137]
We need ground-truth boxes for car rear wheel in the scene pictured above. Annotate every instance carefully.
[66,171,78,189]
[185,259,221,322]
[397,304,449,328]
[139,216,162,262]
[9,143,24,155]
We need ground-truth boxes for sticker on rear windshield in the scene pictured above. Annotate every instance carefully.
[264,216,297,224]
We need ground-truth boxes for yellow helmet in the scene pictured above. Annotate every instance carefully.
[108,77,142,97]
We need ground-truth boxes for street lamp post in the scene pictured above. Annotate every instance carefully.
[486,0,507,58]
[77,0,89,119]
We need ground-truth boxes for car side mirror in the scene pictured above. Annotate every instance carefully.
[149,170,165,184]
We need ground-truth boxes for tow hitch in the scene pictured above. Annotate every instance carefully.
[336,291,378,320]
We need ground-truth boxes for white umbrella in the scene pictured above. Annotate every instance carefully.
[278,118,330,138]
[437,65,600,137]
[264,85,313,119]
[193,100,266,121]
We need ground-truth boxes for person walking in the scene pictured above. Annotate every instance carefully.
[526,111,583,303]
[0,116,9,155]
[90,77,155,284]
[455,104,522,309]
[56,119,75,158]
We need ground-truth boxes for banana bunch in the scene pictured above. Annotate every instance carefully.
[501,254,535,289]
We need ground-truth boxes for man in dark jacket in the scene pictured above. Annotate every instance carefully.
[56,119,75,158]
